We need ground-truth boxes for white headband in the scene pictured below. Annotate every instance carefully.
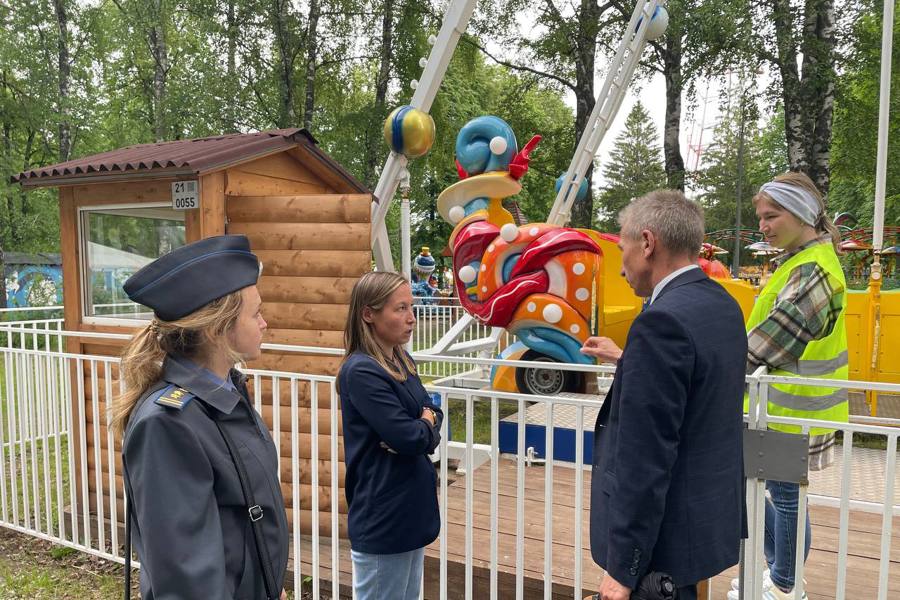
[758,181,820,227]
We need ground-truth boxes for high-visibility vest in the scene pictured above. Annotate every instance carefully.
[744,242,849,435]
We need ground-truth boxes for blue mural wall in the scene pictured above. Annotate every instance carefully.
[2,253,64,308]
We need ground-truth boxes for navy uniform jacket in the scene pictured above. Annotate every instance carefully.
[338,352,443,554]
[590,268,747,588]
[122,357,289,600]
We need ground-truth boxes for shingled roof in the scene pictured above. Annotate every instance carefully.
[12,128,367,192]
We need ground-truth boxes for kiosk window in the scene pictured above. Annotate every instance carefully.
[80,206,185,320]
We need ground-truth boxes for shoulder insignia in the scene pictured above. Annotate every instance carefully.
[154,385,195,410]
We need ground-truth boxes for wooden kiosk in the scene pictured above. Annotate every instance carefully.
[13,128,371,547]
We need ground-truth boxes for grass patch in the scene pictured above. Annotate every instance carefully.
[49,545,76,560]
[0,528,133,599]
[445,398,519,445]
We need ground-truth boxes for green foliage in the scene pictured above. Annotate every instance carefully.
[595,102,666,231]
[694,94,788,243]
[830,2,900,228]
[0,0,894,269]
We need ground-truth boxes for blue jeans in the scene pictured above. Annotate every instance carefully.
[351,547,424,600]
[764,480,812,591]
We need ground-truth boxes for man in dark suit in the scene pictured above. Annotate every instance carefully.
[581,190,747,600]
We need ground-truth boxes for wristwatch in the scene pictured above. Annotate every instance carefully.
[422,407,437,426]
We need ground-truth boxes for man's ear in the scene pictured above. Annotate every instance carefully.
[641,229,656,258]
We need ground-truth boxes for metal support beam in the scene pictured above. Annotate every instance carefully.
[548,0,664,226]
[371,0,478,271]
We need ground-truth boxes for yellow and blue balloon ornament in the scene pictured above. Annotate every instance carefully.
[383,106,436,159]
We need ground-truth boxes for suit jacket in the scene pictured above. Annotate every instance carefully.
[590,268,747,588]
[338,352,443,554]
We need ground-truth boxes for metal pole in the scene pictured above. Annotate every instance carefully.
[371,0,479,271]
[872,0,894,255]
[734,90,746,278]
[865,0,893,411]
[400,170,411,282]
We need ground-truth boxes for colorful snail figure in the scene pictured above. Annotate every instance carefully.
[438,116,604,380]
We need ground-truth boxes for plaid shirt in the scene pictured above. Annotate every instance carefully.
[748,236,845,470]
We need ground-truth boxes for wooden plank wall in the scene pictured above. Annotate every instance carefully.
[226,154,372,535]
[62,151,369,541]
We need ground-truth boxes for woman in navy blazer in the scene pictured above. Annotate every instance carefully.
[337,271,443,600]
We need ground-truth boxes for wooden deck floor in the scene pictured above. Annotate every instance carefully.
[421,459,900,600]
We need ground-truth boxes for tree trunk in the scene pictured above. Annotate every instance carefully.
[364,0,394,189]
[303,0,320,131]
[273,0,297,127]
[19,130,35,224]
[149,0,168,141]
[662,33,685,191]
[569,0,601,228]
[224,0,238,132]
[769,0,835,193]
[801,0,836,194]
[771,0,806,173]
[53,0,71,161]
[1,102,16,249]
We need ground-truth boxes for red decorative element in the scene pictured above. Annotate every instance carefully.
[455,158,469,180]
[510,229,601,279]
[453,221,500,266]
[699,257,731,279]
[508,135,542,180]
[455,270,549,327]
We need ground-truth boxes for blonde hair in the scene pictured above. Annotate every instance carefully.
[112,291,244,436]
[341,271,416,383]
[753,171,842,253]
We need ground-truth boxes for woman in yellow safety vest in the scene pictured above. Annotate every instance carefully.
[732,171,848,600]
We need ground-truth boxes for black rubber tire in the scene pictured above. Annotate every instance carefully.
[514,350,584,395]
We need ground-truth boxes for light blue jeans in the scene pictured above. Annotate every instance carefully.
[764,479,812,591]
[351,547,424,600]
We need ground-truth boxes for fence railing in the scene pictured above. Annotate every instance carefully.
[412,302,515,379]
[0,321,898,599]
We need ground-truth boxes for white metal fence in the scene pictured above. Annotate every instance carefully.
[412,301,514,379]
[1,319,899,599]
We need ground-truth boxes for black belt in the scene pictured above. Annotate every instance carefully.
[124,405,279,600]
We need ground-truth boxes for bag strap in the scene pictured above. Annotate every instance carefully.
[122,397,280,600]
[213,419,279,600]
[205,404,280,600]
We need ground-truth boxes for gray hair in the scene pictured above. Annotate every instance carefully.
[617,189,704,258]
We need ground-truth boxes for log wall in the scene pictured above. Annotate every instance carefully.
[60,148,369,540]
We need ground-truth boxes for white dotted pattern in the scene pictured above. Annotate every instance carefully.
[458,265,477,284]
[490,136,508,155]
[542,303,562,324]
[449,205,465,224]
[500,223,519,243]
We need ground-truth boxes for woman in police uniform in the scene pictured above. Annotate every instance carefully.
[113,235,288,600]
